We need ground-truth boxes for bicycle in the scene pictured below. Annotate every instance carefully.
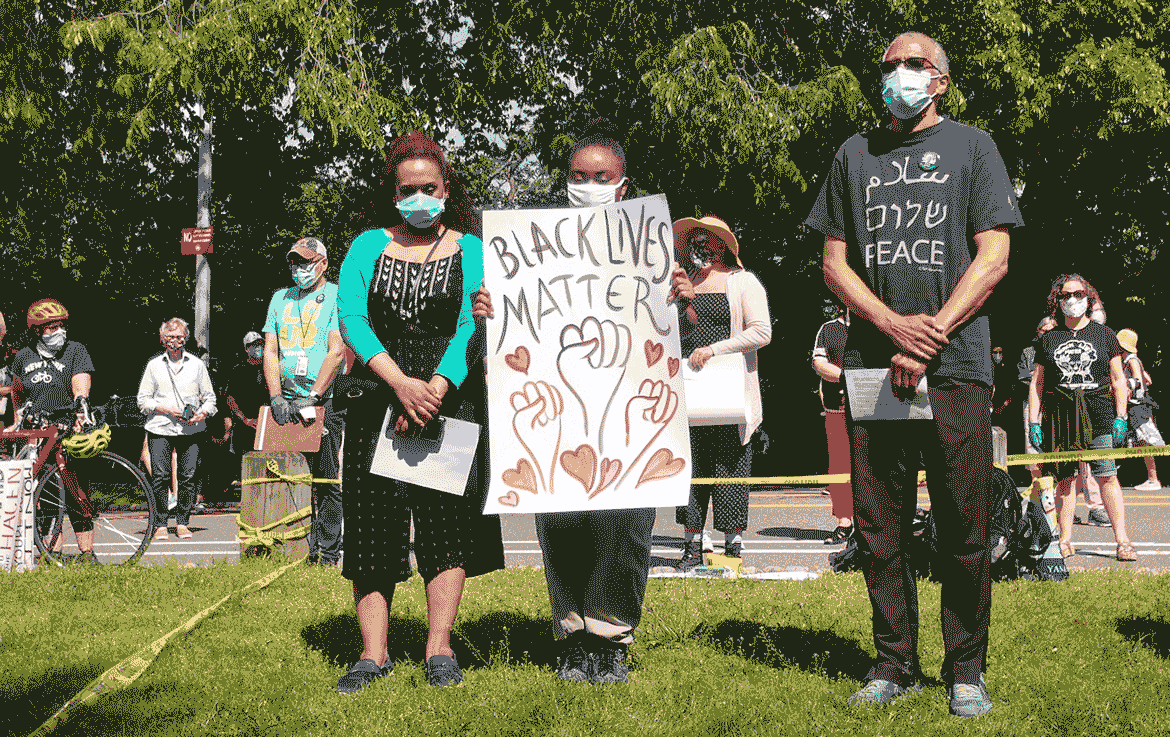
[0,400,155,566]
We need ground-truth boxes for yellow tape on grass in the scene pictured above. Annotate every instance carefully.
[28,558,303,737]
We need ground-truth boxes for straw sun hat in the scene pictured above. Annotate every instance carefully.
[673,216,742,267]
[1116,328,1139,354]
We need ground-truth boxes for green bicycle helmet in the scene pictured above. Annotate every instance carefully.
[63,424,111,459]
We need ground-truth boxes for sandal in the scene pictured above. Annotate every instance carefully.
[824,525,853,545]
[176,525,193,539]
[1059,541,1074,559]
[1116,541,1138,562]
[154,527,169,541]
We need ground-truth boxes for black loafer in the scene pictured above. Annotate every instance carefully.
[337,657,393,694]
[425,654,463,687]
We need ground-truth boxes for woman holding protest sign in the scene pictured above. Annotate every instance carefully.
[1028,274,1136,562]
[335,131,504,693]
[671,216,771,570]
[473,118,695,684]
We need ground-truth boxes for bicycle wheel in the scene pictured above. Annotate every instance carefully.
[33,451,156,566]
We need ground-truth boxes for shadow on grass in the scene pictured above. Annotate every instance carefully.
[1117,615,1170,659]
[2,670,188,737]
[301,611,558,671]
[692,619,872,680]
[757,526,833,541]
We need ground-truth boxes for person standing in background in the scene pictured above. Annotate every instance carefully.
[813,308,852,544]
[1117,328,1163,491]
[264,237,347,568]
[226,331,267,457]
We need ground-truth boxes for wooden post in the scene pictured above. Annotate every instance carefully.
[239,451,311,560]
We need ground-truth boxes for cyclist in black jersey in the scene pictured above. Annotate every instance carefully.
[8,298,100,562]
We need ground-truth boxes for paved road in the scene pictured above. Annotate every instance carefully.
[103,484,1170,572]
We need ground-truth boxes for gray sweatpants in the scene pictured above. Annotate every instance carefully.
[535,507,655,645]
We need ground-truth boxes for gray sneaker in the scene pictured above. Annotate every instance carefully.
[593,643,629,684]
[949,675,993,717]
[848,679,919,706]
[337,657,393,694]
[556,635,593,682]
[1086,508,1112,527]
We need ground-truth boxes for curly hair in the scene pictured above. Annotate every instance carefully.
[377,131,480,237]
[1044,273,1101,321]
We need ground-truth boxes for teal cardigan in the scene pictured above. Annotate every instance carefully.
[338,228,483,389]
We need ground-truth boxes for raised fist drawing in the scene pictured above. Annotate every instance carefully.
[619,379,679,485]
[557,317,631,452]
[510,380,565,493]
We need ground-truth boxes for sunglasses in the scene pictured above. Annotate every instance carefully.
[879,57,937,75]
[1058,290,1087,301]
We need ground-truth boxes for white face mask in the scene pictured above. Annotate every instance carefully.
[567,178,627,207]
[39,328,67,352]
[1060,296,1089,319]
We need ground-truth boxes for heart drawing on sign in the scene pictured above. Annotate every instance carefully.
[505,346,530,374]
[590,458,623,497]
[644,340,664,368]
[502,458,538,494]
[667,357,680,378]
[560,444,597,494]
[636,448,686,487]
[498,491,521,507]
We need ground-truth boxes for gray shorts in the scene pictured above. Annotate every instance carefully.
[1078,434,1117,479]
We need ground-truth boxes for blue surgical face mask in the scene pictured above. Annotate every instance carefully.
[882,67,939,119]
[247,345,263,360]
[396,192,446,228]
[291,262,322,290]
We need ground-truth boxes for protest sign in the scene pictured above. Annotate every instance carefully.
[1,459,36,572]
[482,195,692,513]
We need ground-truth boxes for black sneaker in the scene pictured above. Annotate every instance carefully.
[593,643,629,684]
[337,657,393,694]
[677,540,704,571]
[724,541,742,558]
[1086,508,1112,527]
[557,634,593,682]
[75,550,102,566]
[425,654,463,687]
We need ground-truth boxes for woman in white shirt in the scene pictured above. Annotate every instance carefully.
[136,317,216,541]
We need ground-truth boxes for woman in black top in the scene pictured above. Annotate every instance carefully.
[1028,274,1135,561]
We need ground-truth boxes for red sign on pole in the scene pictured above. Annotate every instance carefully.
[180,227,214,255]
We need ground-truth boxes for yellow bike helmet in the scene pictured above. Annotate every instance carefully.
[27,298,70,329]
[63,424,111,459]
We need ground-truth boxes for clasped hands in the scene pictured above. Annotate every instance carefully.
[391,374,448,436]
[887,313,948,396]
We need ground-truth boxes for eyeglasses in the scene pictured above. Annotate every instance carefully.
[1058,290,1087,301]
[879,57,937,75]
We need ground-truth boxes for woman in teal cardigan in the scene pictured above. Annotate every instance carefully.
[335,131,503,693]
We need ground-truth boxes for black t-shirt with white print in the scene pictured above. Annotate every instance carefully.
[805,118,1024,386]
[1035,321,1122,437]
[11,341,95,416]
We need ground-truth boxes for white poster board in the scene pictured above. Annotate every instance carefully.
[683,353,748,426]
[482,195,692,513]
[1,459,36,572]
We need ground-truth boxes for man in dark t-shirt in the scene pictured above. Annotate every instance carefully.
[226,331,267,455]
[806,33,1024,717]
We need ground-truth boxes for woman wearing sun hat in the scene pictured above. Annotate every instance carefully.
[1117,328,1164,491]
[672,215,772,570]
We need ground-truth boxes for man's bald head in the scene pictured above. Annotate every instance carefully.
[883,32,949,76]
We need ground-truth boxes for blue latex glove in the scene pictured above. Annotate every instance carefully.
[1029,423,1043,450]
[1113,416,1127,446]
[270,395,292,425]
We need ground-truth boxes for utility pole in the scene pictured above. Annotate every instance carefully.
[194,116,212,354]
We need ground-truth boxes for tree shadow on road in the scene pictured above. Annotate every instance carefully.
[757,526,834,541]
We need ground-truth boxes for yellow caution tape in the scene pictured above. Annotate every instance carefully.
[235,506,312,548]
[239,458,340,487]
[692,444,1170,485]
[29,558,303,737]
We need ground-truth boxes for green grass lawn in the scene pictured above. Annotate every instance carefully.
[3,561,1169,736]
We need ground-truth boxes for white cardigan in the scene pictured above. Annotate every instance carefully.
[707,269,772,445]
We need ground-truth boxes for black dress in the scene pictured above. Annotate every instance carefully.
[340,247,504,589]
[674,292,753,532]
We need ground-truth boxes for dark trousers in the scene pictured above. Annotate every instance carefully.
[147,432,201,528]
[848,380,992,687]
[305,400,344,565]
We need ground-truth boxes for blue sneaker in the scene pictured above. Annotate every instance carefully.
[337,657,393,694]
[949,675,993,717]
[848,679,919,706]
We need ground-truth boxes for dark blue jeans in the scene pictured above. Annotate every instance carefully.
[305,400,344,565]
[147,432,201,528]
